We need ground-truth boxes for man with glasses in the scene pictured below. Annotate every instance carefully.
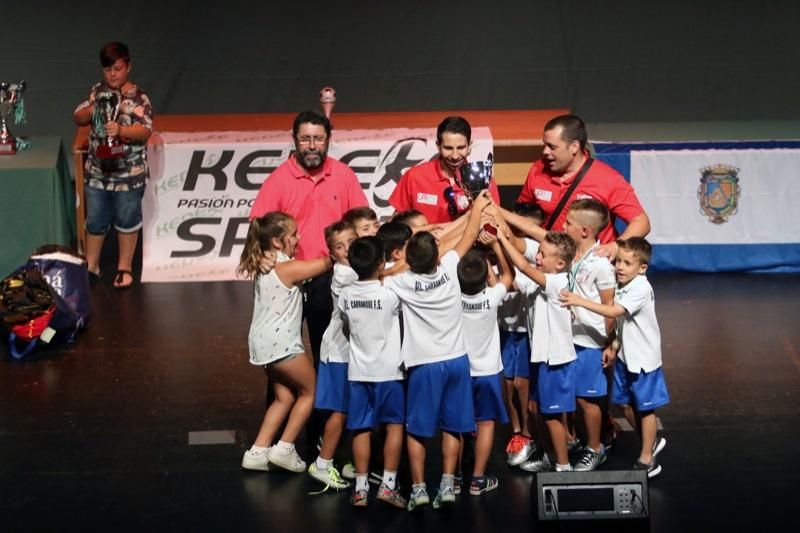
[388,116,500,224]
[250,110,368,365]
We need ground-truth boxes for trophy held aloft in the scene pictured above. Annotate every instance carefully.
[457,152,494,200]
[0,81,26,155]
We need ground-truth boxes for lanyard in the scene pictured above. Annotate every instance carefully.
[568,243,598,291]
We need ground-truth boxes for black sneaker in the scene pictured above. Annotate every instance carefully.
[633,458,661,478]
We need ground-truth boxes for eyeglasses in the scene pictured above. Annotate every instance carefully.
[295,136,328,146]
[443,186,458,219]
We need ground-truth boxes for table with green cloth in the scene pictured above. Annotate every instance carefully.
[0,137,76,277]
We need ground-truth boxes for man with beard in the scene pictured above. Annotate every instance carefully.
[388,116,500,224]
[516,114,650,259]
[250,111,368,365]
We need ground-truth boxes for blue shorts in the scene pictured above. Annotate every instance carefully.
[529,361,577,414]
[472,374,510,423]
[500,330,530,379]
[612,359,670,412]
[406,355,476,437]
[574,345,607,398]
[314,361,349,413]
[346,380,405,430]
[84,185,145,234]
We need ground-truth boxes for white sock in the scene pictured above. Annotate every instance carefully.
[355,474,369,492]
[315,456,333,470]
[411,482,427,496]
[250,445,268,454]
[555,463,573,472]
[440,473,455,491]
[382,470,398,490]
[276,440,294,452]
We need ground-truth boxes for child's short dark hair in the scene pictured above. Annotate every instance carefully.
[457,249,488,295]
[99,42,130,67]
[376,221,412,261]
[393,209,426,227]
[343,206,378,226]
[324,221,354,251]
[544,231,577,266]
[348,237,384,280]
[406,232,438,274]
[513,202,545,224]
[568,198,609,237]
[617,237,652,265]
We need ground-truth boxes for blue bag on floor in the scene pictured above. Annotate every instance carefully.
[0,245,90,359]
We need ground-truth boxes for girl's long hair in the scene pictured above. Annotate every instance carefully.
[237,211,294,279]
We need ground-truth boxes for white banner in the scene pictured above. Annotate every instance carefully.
[630,149,800,244]
[142,127,493,282]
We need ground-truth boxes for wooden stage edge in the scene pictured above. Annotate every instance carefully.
[72,109,568,150]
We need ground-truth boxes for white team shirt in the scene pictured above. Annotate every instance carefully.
[517,271,576,365]
[615,274,662,373]
[523,238,540,263]
[497,239,538,333]
[339,279,404,381]
[570,243,617,348]
[248,252,304,365]
[462,284,507,376]
[384,250,466,367]
[320,263,358,363]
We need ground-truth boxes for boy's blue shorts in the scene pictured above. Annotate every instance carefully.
[314,361,349,413]
[612,359,670,411]
[574,345,607,398]
[472,373,510,423]
[406,355,476,437]
[346,380,405,430]
[529,360,577,414]
[500,330,530,379]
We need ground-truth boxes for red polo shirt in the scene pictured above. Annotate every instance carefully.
[388,159,501,224]
[250,155,368,260]
[517,158,644,244]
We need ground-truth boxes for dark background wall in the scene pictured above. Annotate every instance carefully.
[3,0,799,160]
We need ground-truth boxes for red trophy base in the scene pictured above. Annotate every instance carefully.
[96,142,125,159]
[0,138,16,155]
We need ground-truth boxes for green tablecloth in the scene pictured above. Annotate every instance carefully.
[0,137,75,277]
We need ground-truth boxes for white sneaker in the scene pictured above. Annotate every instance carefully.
[267,445,306,473]
[241,448,272,471]
[341,462,356,480]
[308,463,351,490]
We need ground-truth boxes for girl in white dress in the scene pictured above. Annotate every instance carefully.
[238,211,333,473]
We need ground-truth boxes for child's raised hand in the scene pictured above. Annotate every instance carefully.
[478,226,499,246]
[258,250,277,274]
[472,190,492,211]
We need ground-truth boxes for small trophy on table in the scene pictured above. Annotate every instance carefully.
[0,81,26,155]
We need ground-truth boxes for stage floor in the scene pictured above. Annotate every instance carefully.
[2,271,799,532]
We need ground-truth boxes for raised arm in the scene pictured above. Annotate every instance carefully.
[497,226,546,288]
[452,191,492,259]
[276,256,333,286]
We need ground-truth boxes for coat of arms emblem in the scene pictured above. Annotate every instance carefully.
[697,164,741,224]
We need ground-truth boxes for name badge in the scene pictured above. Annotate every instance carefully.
[417,192,438,205]
[535,189,553,202]
[576,193,593,200]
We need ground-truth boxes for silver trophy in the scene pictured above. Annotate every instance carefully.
[94,90,125,159]
[0,80,26,155]
[457,152,494,199]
